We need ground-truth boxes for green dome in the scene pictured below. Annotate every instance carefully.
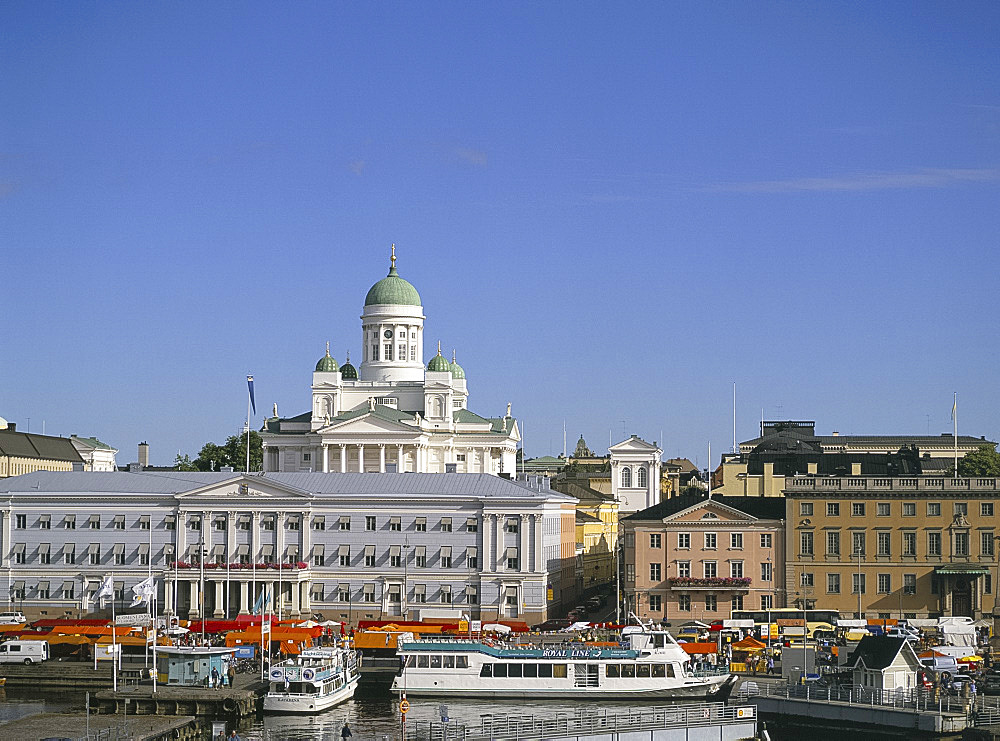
[315,346,339,372]
[340,361,358,380]
[449,350,465,379]
[428,348,451,372]
[364,265,421,307]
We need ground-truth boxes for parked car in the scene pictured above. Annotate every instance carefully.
[982,673,1000,695]
[0,612,26,625]
[533,619,572,632]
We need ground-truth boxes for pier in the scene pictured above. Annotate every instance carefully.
[411,702,757,740]
[0,712,201,741]
[95,678,267,718]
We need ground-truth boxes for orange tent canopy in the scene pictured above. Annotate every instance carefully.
[733,637,767,650]
[680,642,718,655]
[919,649,948,658]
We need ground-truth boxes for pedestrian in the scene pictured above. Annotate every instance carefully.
[228,661,237,689]
[341,721,353,739]
[766,655,775,675]
[211,666,220,690]
[229,731,241,741]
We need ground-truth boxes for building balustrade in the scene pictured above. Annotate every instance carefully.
[667,576,752,589]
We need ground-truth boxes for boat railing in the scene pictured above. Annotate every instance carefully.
[734,680,972,714]
[411,701,754,740]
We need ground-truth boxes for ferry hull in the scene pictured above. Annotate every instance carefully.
[263,675,359,713]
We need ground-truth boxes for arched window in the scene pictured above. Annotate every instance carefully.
[621,467,632,488]
[636,467,647,489]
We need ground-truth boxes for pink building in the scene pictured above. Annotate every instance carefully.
[622,494,786,622]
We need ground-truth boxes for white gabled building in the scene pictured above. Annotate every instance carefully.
[610,435,662,513]
[261,249,520,476]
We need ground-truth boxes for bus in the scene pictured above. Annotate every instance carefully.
[731,609,840,640]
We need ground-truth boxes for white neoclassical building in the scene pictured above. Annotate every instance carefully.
[610,435,662,513]
[261,249,520,476]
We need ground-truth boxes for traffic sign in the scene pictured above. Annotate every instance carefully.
[399,699,410,714]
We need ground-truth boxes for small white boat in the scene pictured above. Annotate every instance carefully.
[263,644,360,713]
[391,624,736,701]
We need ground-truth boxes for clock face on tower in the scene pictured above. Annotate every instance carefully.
[383,330,393,339]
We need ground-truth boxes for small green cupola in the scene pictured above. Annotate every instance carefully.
[315,342,339,372]
[339,351,358,380]
[427,341,451,372]
[364,245,422,307]
[449,349,466,379]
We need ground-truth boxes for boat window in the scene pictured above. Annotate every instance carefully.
[493,664,508,677]
[443,655,455,669]
[404,656,414,667]
[637,665,651,678]
[553,664,567,679]
[652,664,666,678]
[538,663,552,678]
[606,664,620,678]
[508,663,523,678]
[417,656,429,668]
[653,634,667,648]
[523,663,537,678]
[456,656,468,669]
[430,655,442,669]
[666,664,676,678]
[621,664,636,678]
[480,664,492,677]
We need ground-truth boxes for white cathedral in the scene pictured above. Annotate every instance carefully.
[260,250,521,475]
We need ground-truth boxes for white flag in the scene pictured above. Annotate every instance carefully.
[129,576,156,607]
[94,575,114,601]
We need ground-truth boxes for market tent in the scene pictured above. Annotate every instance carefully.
[680,642,717,655]
[733,637,767,650]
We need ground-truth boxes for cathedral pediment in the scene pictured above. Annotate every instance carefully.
[316,413,418,436]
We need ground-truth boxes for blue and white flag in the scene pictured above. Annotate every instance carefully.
[94,575,114,601]
[129,576,156,607]
[251,589,265,615]
[247,375,256,416]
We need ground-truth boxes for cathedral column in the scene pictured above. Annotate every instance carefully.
[534,514,544,573]
[482,514,492,574]
[397,445,405,472]
[481,448,488,473]
[239,581,249,615]
[520,515,529,573]
[322,444,329,473]
[379,444,386,473]
[357,445,365,472]
[340,445,347,473]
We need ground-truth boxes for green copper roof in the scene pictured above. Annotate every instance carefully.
[315,347,339,372]
[449,350,465,379]
[340,362,358,380]
[364,265,421,307]
[428,353,451,372]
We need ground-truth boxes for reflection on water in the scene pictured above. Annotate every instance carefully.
[0,687,77,724]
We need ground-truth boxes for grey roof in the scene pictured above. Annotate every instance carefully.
[847,636,915,671]
[0,470,575,501]
[265,406,518,438]
[69,435,116,451]
[0,430,84,463]
[742,432,995,448]
[622,493,786,522]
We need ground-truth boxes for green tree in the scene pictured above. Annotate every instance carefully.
[183,431,264,472]
[957,444,1000,477]
[173,454,198,471]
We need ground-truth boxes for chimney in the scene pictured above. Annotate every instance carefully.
[832,431,839,436]
[138,441,149,468]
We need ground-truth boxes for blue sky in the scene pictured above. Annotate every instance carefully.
[2,2,998,466]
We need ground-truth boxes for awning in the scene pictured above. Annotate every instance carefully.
[286,514,300,525]
[112,543,125,555]
[36,580,49,592]
[466,517,478,529]
[467,546,478,559]
[338,582,350,593]
[339,515,351,527]
[64,544,75,555]
[364,545,375,557]
[88,543,100,554]
[338,544,350,557]
[214,515,227,524]
[312,515,325,527]
[12,580,24,591]
[313,544,325,555]
[164,544,175,556]
[87,515,101,526]
[388,545,401,557]
[62,580,75,591]
[114,580,124,591]
[138,543,149,555]
[12,543,25,554]
[415,517,426,527]
[211,544,225,558]
[165,515,176,526]
[389,516,401,527]
[261,544,274,557]
[38,543,50,555]
[63,515,76,526]
[934,565,989,575]
[39,514,50,526]
[440,584,452,594]
[312,583,324,595]
[505,546,518,560]
[286,545,299,557]
[139,515,150,527]
[238,515,251,526]
[413,584,426,596]
[441,546,452,558]
[441,517,452,528]
[504,585,518,598]
[188,515,201,527]
[363,583,376,595]
[112,515,125,527]
[415,546,426,558]
[236,544,249,556]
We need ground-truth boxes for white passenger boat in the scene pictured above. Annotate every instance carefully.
[391,625,736,700]
[263,644,360,713]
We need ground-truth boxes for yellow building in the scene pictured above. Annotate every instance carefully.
[553,479,619,595]
[785,475,1000,620]
[0,420,83,478]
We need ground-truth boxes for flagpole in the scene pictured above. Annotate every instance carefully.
[111,572,117,692]
[246,375,255,473]
[151,589,157,694]
[954,392,958,477]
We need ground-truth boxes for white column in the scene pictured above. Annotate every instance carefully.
[482,513,492,574]
[322,444,329,473]
[239,581,249,614]
[379,444,386,473]
[301,582,311,614]
[481,448,488,473]
[520,515,529,573]
[340,445,347,473]
[276,512,286,565]
[0,510,9,567]
[490,515,500,571]
[251,511,260,563]
[357,445,365,472]
[534,514,544,573]
[291,578,301,616]
[397,445,405,472]
[301,511,311,565]
[214,580,224,617]
[188,582,199,618]
[165,577,174,613]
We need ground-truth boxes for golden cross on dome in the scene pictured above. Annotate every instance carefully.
[325,341,330,356]
[390,243,396,269]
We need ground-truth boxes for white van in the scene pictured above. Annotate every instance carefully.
[0,612,26,625]
[0,640,49,664]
